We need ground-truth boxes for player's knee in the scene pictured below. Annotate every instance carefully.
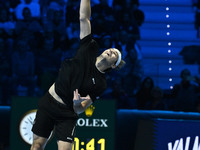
[58,147,72,150]
[31,143,44,150]
[58,140,73,150]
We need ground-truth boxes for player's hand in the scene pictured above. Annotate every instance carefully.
[73,89,90,105]
[73,89,81,101]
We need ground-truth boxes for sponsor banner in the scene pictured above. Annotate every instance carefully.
[135,119,200,150]
[154,119,200,150]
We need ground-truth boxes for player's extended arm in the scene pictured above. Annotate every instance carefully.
[79,0,91,39]
[73,89,93,114]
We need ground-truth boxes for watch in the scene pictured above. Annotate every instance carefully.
[19,109,37,145]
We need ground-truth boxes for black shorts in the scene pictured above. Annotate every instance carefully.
[32,92,78,143]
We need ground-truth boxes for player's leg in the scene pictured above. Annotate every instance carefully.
[31,108,54,150]
[57,140,73,150]
[31,134,48,150]
[55,118,77,150]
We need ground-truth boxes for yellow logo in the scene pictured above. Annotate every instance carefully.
[85,105,95,117]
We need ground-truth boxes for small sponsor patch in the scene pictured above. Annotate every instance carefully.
[67,137,72,141]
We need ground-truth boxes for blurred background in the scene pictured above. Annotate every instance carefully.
[0,0,200,149]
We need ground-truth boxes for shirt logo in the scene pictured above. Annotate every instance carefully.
[67,137,72,141]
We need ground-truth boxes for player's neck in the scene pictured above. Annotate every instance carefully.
[95,57,105,73]
[96,66,105,74]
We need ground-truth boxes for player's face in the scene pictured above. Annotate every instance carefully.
[101,48,118,66]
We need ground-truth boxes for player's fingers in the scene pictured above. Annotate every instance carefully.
[73,91,76,99]
[74,90,78,99]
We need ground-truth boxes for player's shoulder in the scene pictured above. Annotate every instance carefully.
[80,34,92,44]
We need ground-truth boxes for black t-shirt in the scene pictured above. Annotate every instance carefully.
[55,34,107,111]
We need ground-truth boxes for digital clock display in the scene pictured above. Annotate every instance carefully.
[73,138,105,150]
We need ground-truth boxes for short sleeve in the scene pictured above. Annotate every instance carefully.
[75,34,98,60]
[80,34,92,45]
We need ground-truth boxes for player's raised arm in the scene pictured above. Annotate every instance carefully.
[79,0,91,39]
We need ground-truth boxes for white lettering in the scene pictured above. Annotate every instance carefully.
[77,118,85,126]
[168,140,179,150]
[100,119,108,127]
[193,136,200,150]
[176,138,183,150]
[85,119,92,127]
[93,119,99,127]
[185,137,190,150]
[168,136,200,150]
[76,118,108,127]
